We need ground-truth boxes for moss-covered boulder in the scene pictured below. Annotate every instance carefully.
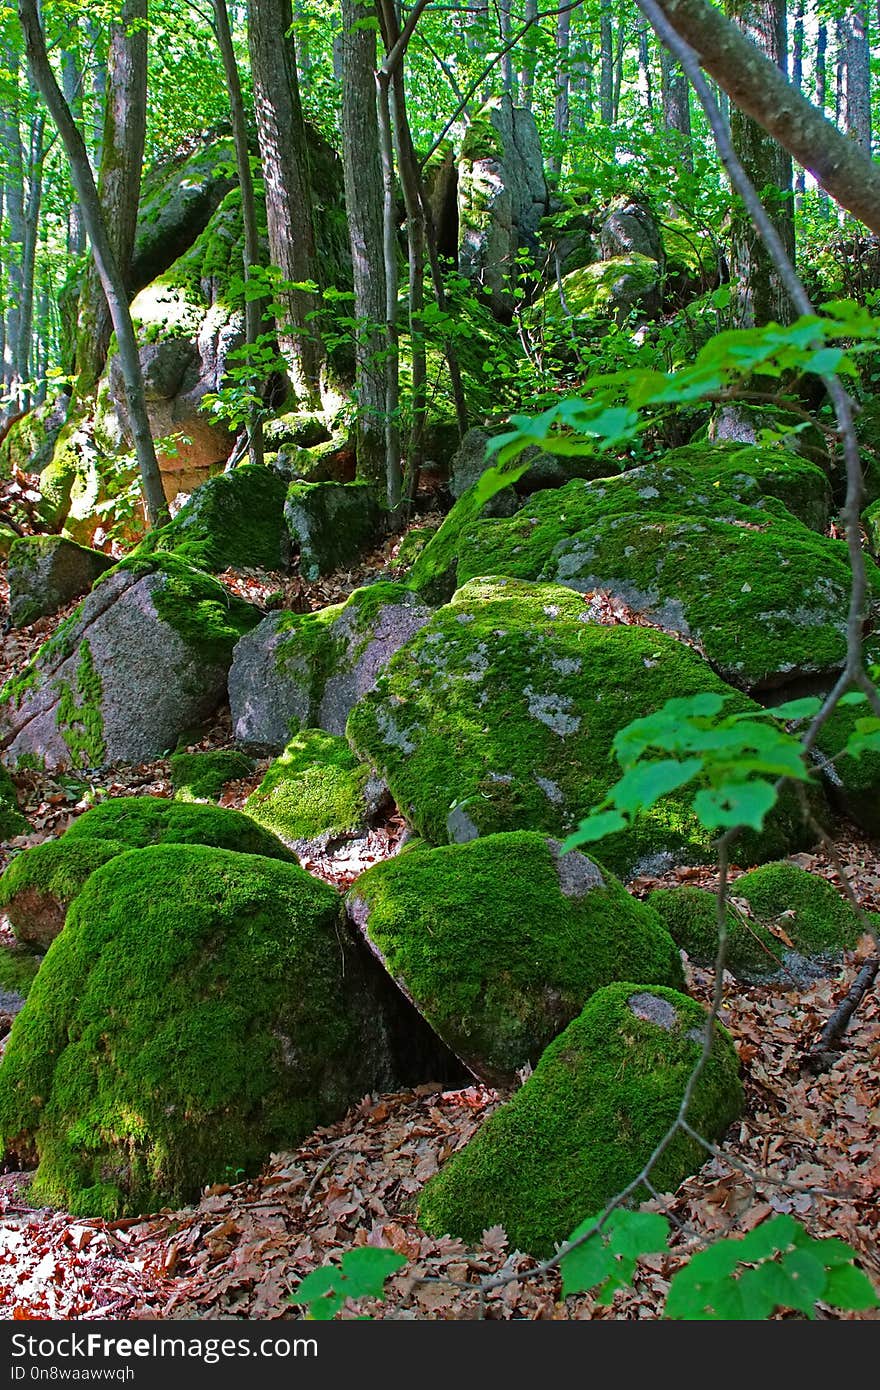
[131,137,238,292]
[449,427,608,502]
[0,555,261,770]
[170,749,255,803]
[347,833,684,1083]
[230,581,432,751]
[36,413,124,537]
[0,765,28,841]
[813,685,880,836]
[0,844,405,1216]
[0,396,68,480]
[648,862,863,984]
[0,945,41,1001]
[245,729,383,853]
[661,443,832,533]
[346,578,812,878]
[407,480,519,607]
[0,837,126,949]
[539,254,662,326]
[7,535,114,629]
[418,982,743,1255]
[134,465,288,573]
[62,795,294,860]
[284,481,382,579]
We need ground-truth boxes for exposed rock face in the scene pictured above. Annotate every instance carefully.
[131,137,239,294]
[284,481,383,580]
[0,395,68,480]
[108,283,242,497]
[600,196,664,265]
[457,95,548,321]
[0,557,260,770]
[346,832,683,1084]
[133,464,289,573]
[230,582,432,751]
[7,536,114,629]
[449,427,609,501]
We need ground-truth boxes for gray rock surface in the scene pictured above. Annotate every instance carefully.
[284,481,382,579]
[8,536,114,629]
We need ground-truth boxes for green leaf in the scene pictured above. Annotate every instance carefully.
[693,779,777,831]
[336,1247,408,1300]
[766,696,824,721]
[560,809,628,849]
[611,757,704,817]
[821,1263,880,1310]
[779,1249,828,1315]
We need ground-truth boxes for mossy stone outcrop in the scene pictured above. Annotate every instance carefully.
[407,480,519,607]
[62,795,294,861]
[0,844,403,1216]
[813,685,880,836]
[284,481,382,580]
[0,396,67,481]
[131,137,238,293]
[449,427,610,503]
[347,833,684,1083]
[245,729,383,853]
[7,536,114,629]
[346,577,810,878]
[661,443,832,533]
[0,556,261,770]
[650,863,863,985]
[0,837,126,950]
[418,982,743,1255]
[0,765,27,841]
[134,465,288,573]
[230,581,432,751]
[539,254,661,326]
[170,749,255,803]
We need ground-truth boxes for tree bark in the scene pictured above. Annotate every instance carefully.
[660,45,692,166]
[340,0,387,486]
[1,42,25,413]
[599,0,614,124]
[75,0,148,392]
[248,0,323,406]
[645,0,880,233]
[841,7,872,153]
[725,0,794,326]
[18,0,168,527]
[211,0,264,468]
[551,9,572,179]
[519,0,538,110]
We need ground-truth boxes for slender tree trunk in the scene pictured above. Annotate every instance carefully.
[791,0,805,204]
[573,39,594,126]
[519,0,538,110]
[211,0,264,467]
[612,11,626,121]
[815,18,829,215]
[1,43,25,414]
[551,9,572,179]
[660,45,692,166]
[60,40,86,257]
[375,68,401,511]
[340,0,387,486]
[499,0,513,95]
[85,16,106,166]
[638,14,655,114]
[600,0,614,123]
[725,0,795,326]
[75,0,148,392]
[841,7,871,153]
[17,109,45,408]
[18,0,168,526]
[248,0,323,406]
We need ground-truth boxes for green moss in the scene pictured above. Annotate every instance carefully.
[454,473,871,690]
[813,683,880,835]
[349,833,683,1081]
[731,862,862,957]
[346,577,810,878]
[539,254,660,323]
[0,844,376,1216]
[284,481,382,580]
[56,640,106,769]
[133,466,288,573]
[62,795,295,861]
[0,946,41,998]
[170,749,255,803]
[394,525,440,571]
[661,443,832,533]
[0,838,127,949]
[408,481,517,606]
[648,885,784,979]
[245,729,372,845]
[111,552,261,666]
[0,765,27,840]
[418,982,743,1255]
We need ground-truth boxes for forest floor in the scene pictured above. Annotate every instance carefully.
[0,505,878,1321]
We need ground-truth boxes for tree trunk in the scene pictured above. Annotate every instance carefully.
[638,14,655,114]
[519,0,538,110]
[1,42,25,414]
[499,0,513,95]
[376,68,401,511]
[841,7,871,153]
[600,0,614,123]
[60,39,86,257]
[75,0,148,392]
[551,9,572,180]
[18,0,168,527]
[248,0,323,407]
[660,47,692,163]
[725,0,795,325]
[211,0,264,468]
[643,0,880,233]
[791,0,805,204]
[340,0,387,486]
[17,107,45,407]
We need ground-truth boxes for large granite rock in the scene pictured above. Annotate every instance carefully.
[284,480,382,579]
[230,581,432,751]
[346,577,814,879]
[457,95,549,321]
[7,536,114,629]
[0,556,260,770]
